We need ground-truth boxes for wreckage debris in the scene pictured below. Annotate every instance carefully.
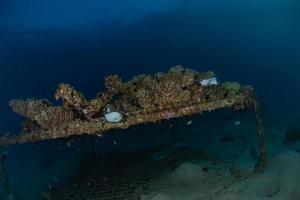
[0,66,266,172]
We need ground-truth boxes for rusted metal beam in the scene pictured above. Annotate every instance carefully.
[0,96,245,146]
[251,91,267,173]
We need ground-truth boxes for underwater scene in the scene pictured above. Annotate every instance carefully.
[1,0,300,199]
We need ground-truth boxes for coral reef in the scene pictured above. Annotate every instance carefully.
[0,66,264,160]
[1,66,256,144]
[0,66,267,172]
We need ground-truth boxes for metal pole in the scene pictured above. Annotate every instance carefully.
[251,92,267,173]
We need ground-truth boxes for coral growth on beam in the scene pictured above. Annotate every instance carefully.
[0,66,254,146]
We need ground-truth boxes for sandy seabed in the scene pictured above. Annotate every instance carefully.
[141,151,300,200]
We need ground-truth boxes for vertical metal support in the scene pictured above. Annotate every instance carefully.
[0,155,13,200]
[251,92,267,173]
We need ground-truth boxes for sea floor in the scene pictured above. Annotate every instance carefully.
[43,144,300,200]
[141,151,300,200]
[3,109,300,199]
[140,111,300,200]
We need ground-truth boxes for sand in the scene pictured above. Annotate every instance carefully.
[141,151,300,200]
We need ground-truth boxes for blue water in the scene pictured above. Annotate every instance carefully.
[1,0,300,199]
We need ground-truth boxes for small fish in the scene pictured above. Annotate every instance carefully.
[234,120,241,126]
[187,120,193,125]
[66,141,72,147]
[113,140,117,145]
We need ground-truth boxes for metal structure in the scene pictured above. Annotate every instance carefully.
[0,66,266,199]
[46,151,175,200]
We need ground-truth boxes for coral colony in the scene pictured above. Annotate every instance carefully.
[0,66,266,172]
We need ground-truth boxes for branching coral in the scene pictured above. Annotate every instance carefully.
[55,83,109,118]
[81,93,110,118]
[105,75,124,95]
[152,67,194,107]
[134,88,154,109]
[55,83,89,110]
[10,67,244,124]
[119,66,206,109]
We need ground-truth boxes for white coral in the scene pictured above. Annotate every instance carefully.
[104,112,122,123]
[200,77,218,86]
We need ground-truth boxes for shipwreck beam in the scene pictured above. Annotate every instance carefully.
[0,97,242,146]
